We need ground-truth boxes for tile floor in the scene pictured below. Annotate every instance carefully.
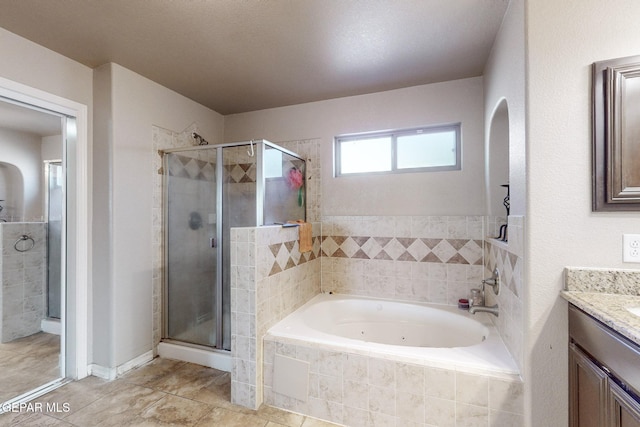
[0,332,61,403]
[0,357,340,426]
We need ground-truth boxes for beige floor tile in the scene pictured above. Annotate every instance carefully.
[137,393,213,425]
[119,358,186,387]
[63,383,166,426]
[2,358,337,427]
[0,332,60,404]
[144,362,226,397]
[180,371,232,406]
[257,404,305,427]
[34,377,131,418]
[301,416,343,426]
[0,412,74,426]
[195,406,268,427]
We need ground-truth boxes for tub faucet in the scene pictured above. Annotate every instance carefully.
[469,304,499,317]
[468,268,500,317]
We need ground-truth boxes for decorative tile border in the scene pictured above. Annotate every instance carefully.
[223,163,256,183]
[267,237,322,276]
[321,236,483,265]
[483,215,525,373]
[485,241,522,297]
[167,153,216,181]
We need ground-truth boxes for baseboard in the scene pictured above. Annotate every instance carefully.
[89,364,116,380]
[89,350,154,380]
[158,342,231,372]
[116,350,154,376]
[41,318,61,335]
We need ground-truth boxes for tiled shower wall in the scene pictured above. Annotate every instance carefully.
[320,215,485,305]
[485,215,524,371]
[151,131,321,351]
[0,222,46,342]
[230,224,322,409]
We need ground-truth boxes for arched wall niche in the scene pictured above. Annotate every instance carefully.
[0,161,24,220]
[486,98,510,232]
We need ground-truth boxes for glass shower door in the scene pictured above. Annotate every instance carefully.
[165,149,219,348]
[46,161,63,319]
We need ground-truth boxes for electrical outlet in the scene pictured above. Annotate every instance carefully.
[623,234,640,262]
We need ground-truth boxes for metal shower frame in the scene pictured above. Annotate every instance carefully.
[159,139,306,350]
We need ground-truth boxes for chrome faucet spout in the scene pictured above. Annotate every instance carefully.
[469,304,499,317]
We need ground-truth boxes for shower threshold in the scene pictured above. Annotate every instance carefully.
[158,340,231,372]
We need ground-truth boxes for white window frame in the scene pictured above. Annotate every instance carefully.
[334,123,461,176]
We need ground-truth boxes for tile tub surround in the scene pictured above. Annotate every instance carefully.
[230,224,322,410]
[263,336,524,427]
[0,222,47,343]
[321,216,485,305]
[484,215,524,373]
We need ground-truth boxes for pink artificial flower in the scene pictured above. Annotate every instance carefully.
[287,167,303,190]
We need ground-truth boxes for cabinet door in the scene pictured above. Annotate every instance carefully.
[569,343,609,427]
[609,381,640,427]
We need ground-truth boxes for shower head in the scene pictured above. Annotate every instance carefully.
[192,132,209,146]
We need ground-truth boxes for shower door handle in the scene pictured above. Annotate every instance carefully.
[210,237,217,248]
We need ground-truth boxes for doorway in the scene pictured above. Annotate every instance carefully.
[0,77,89,407]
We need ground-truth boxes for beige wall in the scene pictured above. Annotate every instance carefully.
[0,27,92,110]
[482,0,529,418]
[484,1,525,218]
[0,129,43,220]
[526,1,640,426]
[0,27,93,371]
[224,77,485,216]
[93,63,224,368]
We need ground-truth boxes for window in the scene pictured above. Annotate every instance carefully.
[335,123,461,176]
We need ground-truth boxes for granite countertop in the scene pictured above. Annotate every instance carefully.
[562,290,640,345]
[562,267,640,346]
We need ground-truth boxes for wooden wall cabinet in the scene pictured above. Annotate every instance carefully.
[593,55,640,211]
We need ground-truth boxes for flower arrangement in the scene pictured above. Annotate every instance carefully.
[286,167,304,206]
[287,167,303,190]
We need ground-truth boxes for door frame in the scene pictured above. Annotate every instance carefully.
[0,76,90,380]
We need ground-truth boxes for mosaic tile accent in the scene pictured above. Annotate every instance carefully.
[223,163,256,183]
[484,215,524,373]
[486,241,522,297]
[267,237,322,276]
[321,236,483,265]
[167,153,216,181]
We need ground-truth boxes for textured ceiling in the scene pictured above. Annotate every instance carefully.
[0,0,508,115]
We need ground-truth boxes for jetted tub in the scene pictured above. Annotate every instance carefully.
[267,293,518,374]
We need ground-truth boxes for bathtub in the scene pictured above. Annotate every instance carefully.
[264,293,524,425]
[267,293,518,375]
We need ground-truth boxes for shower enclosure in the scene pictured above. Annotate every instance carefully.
[162,140,305,351]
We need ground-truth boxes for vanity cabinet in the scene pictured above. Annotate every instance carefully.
[569,305,640,427]
[609,381,640,427]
